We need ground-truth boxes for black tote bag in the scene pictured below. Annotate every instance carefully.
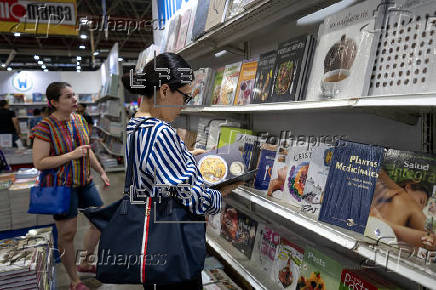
[82,119,206,285]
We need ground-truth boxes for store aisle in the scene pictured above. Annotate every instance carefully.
[55,171,143,290]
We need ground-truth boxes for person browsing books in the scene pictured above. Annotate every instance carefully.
[31,82,110,290]
[0,100,21,147]
[122,53,238,290]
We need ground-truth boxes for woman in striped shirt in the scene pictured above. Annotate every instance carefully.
[32,82,110,290]
[124,53,236,289]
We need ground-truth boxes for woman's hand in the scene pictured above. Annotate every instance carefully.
[190,149,205,156]
[69,145,91,160]
[99,171,110,187]
[219,181,244,197]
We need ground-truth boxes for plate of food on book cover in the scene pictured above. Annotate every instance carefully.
[275,60,295,95]
[287,162,309,202]
[297,271,326,290]
[198,155,228,185]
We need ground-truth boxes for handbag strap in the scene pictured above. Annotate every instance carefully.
[124,118,152,194]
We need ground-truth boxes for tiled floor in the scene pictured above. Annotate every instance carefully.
[55,171,144,290]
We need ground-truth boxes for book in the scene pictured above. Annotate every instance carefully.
[226,0,257,19]
[340,269,401,290]
[318,140,384,234]
[364,149,436,251]
[190,68,214,105]
[206,120,241,151]
[301,143,334,219]
[271,238,304,289]
[185,1,199,46]
[277,143,315,207]
[168,14,182,53]
[233,60,258,105]
[217,127,253,149]
[250,223,280,274]
[252,50,277,104]
[218,62,242,105]
[175,9,192,52]
[205,0,228,32]
[31,93,43,103]
[254,147,277,192]
[211,67,225,105]
[268,35,313,102]
[164,18,176,52]
[207,202,225,237]
[267,139,293,199]
[296,247,343,290]
[306,0,384,100]
[203,268,242,290]
[232,210,257,259]
[192,0,210,40]
[220,205,239,243]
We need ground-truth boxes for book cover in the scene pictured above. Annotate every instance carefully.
[254,148,277,191]
[190,68,213,105]
[232,210,257,259]
[218,62,242,105]
[339,269,401,290]
[203,268,242,289]
[277,144,315,207]
[13,94,25,104]
[268,35,312,102]
[364,149,436,251]
[252,50,277,104]
[220,205,239,243]
[192,0,211,40]
[217,127,253,149]
[205,0,228,32]
[31,93,43,103]
[306,0,384,100]
[164,18,176,52]
[296,247,343,290]
[208,202,225,237]
[211,67,225,105]
[267,141,293,199]
[301,143,334,219]
[233,60,258,105]
[271,238,304,289]
[169,14,182,53]
[205,120,239,151]
[319,140,384,234]
[250,223,280,274]
[175,9,192,52]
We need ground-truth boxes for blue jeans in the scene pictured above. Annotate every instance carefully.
[54,180,103,220]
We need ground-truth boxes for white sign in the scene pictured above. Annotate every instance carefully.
[12,72,33,92]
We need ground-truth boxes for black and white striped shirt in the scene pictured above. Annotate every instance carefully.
[126,117,222,215]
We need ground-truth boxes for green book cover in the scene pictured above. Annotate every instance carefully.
[211,67,225,105]
[217,127,253,149]
[296,247,342,290]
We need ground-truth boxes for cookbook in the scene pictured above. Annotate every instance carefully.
[318,140,384,234]
[232,210,258,259]
[306,0,384,100]
[218,62,243,105]
[252,50,277,103]
[211,67,225,105]
[268,35,313,103]
[271,238,304,289]
[301,143,334,219]
[250,223,280,274]
[190,68,214,105]
[234,60,258,105]
[254,147,277,192]
[175,9,192,52]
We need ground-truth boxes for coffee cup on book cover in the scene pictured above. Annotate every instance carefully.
[320,69,350,98]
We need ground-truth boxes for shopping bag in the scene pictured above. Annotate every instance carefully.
[28,166,71,215]
[82,118,206,285]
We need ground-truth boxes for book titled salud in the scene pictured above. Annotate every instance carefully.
[318,140,384,234]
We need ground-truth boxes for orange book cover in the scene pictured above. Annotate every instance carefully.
[234,60,258,105]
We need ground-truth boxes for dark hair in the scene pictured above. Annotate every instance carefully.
[399,180,432,198]
[46,82,72,111]
[122,53,194,99]
[33,109,41,116]
[0,100,8,108]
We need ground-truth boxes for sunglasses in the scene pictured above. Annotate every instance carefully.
[175,88,193,105]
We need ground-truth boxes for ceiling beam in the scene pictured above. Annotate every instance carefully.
[0,48,140,58]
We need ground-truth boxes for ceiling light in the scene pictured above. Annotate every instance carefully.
[77,66,81,70]
[214,50,228,58]
[34,55,39,60]
[77,56,82,61]
[7,67,12,71]
[41,65,46,69]
[79,45,86,49]
[93,51,99,56]
[43,69,48,72]
[80,34,88,39]
[37,60,43,65]
[13,32,20,37]
[1,64,5,68]
[118,57,123,61]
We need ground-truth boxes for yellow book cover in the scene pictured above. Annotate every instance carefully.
[234,60,258,105]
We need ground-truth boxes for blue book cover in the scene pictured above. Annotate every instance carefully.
[254,149,277,191]
[319,140,384,234]
[32,93,43,103]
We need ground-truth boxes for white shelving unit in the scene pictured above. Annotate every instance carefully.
[99,140,123,157]
[94,125,122,139]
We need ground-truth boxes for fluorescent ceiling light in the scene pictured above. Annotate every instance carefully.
[37,60,43,65]
[13,32,20,37]
[41,65,46,69]
[1,64,5,68]
[43,69,48,72]
[77,56,82,61]
[297,0,357,25]
[7,67,12,71]
[118,57,123,61]
[77,66,81,70]
[93,51,99,56]
[80,34,88,39]
[79,45,86,49]
[34,55,39,60]
[214,50,228,58]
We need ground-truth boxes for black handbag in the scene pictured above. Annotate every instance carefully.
[82,118,206,285]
